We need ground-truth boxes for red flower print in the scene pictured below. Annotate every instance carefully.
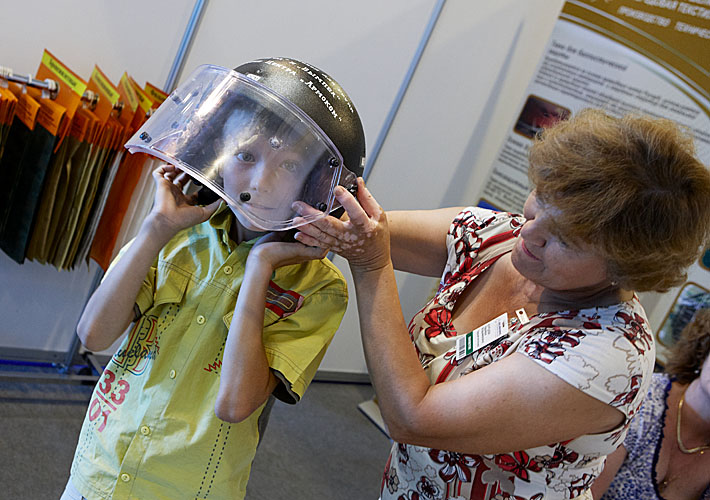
[614,311,652,356]
[610,374,641,408]
[428,449,481,483]
[523,330,586,364]
[569,473,595,496]
[423,307,452,339]
[415,476,442,500]
[495,451,542,482]
[535,446,579,469]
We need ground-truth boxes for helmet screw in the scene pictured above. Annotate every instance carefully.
[239,192,251,202]
[139,132,152,143]
[328,157,340,168]
[317,202,328,211]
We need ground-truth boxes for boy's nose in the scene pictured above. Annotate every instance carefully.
[249,163,277,193]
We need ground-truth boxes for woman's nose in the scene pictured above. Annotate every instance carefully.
[520,219,546,248]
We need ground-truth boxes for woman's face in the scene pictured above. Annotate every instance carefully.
[511,191,611,293]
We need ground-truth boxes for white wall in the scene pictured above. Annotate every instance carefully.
[0,0,196,88]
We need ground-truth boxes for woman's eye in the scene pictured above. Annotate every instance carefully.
[236,151,255,162]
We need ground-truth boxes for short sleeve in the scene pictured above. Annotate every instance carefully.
[518,313,655,419]
[262,276,347,404]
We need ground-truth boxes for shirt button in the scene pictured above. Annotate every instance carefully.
[140,425,151,436]
[223,265,233,275]
[196,315,206,325]
[169,369,176,379]
[121,473,131,482]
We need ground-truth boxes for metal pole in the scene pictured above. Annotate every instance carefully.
[164,0,209,93]
[362,0,446,181]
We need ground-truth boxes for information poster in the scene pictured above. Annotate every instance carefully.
[481,0,710,212]
[479,0,710,360]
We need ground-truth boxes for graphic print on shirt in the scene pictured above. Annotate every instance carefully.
[265,280,304,318]
[112,303,179,375]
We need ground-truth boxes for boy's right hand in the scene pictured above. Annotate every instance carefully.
[145,164,222,240]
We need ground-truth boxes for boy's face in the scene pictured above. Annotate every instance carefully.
[219,110,321,230]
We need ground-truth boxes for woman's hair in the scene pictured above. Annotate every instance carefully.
[665,307,710,384]
[528,108,710,292]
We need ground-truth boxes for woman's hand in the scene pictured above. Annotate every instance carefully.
[146,164,221,241]
[293,178,391,273]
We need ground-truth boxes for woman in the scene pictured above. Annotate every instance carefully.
[591,308,710,500]
[293,109,710,499]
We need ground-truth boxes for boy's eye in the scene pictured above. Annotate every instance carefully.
[236,151,255,162]
[281,161,299,173]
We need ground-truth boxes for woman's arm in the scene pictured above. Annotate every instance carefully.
[388,208,462,276]
[295,179,624,454]
[590,445,628,499]
[214,234,328,423]
[77,166,220,351]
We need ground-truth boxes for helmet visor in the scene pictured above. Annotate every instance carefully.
[125,64,356,231]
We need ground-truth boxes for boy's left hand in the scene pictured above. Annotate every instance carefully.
[247,232,328,272]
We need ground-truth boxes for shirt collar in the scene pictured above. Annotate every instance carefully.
[208,202,260,247]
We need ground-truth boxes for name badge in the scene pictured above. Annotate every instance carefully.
[455,312,509,361]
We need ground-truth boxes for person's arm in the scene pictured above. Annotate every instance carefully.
[387,208,462,276]
[590,445,628,499]
[295,179,624,454]
[76,165,220,351]
[214,234,328,423]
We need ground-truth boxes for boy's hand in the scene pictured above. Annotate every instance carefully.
[146,164,221,240]
[247,232,328,272]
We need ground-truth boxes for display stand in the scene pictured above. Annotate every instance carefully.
[0,0,208,387]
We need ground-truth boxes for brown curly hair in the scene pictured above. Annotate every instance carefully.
[528,108,710,293]
[665,307,710,384]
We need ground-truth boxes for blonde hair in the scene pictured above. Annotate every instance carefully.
[528,108,710,292]
[665,308,710,384]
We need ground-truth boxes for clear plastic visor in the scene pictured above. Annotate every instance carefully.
[125,64,355,231]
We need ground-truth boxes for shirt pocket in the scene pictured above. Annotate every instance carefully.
[153,265,190,308]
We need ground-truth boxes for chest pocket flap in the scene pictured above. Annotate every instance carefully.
[153,264,190,307]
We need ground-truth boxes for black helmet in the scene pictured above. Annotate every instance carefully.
[234,57,366,178]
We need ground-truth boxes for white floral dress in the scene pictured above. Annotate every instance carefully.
[380,207,656,500]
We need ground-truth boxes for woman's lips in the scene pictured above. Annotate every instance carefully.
[520,240,540,261]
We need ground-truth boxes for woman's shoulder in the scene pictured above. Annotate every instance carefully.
[450,206,524,234]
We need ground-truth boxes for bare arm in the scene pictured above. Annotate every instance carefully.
[590,445,627,499]
[296,179,624,454]
[388,208,462,276]
[76,166,220,351]
[214,234,328,423]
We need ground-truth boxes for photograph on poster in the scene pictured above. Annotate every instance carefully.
[513,94,570,139]
[657,282,710,348]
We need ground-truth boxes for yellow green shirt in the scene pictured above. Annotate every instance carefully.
[70,205,347,499]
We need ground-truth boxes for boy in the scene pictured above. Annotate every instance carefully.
[62,58,366,499]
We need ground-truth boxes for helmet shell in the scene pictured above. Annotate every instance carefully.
[234,57,366,177]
